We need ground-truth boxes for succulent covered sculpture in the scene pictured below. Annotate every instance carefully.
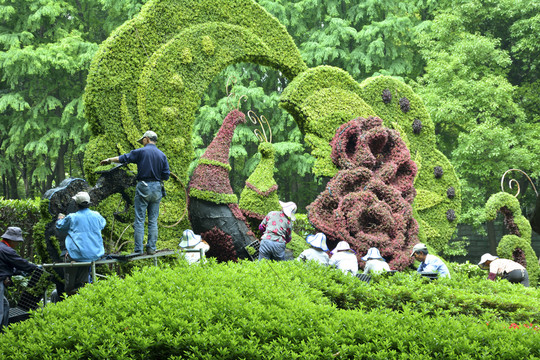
[308,116,419,270]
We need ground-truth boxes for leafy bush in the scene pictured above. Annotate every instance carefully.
[2,260,538,359]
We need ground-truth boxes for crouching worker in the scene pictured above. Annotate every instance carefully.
[179,230,210,264]
[330,241,358,275]
[297,233,329,266]
[361,247,390,274]
[56,192,105,295]
[478,253,529,287]
[411,243,451,278]
[258,201,296,261]
[0,227,39,332]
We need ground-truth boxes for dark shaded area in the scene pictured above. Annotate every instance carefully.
[189,198,256,260]
[530,195,540,235]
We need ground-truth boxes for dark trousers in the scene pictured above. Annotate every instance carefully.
[504,269,529,287]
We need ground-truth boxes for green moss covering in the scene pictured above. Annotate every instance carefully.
[239,142,280,218]
[84,0,306,242]
[280,66,376,177]
[359,76,461,252]
[485,192,539,286]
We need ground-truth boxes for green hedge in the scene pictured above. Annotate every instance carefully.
[84,0,307,240]
[2,261,538,359]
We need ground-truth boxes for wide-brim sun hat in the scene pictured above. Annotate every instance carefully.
[1,226,24,242]
[410,243,428,257]
[361,247,385,261]
[306,233,328,251]
[331,241,355,255]
[478,253,499,266]
[279,201,297,222]
[179,229,202,248]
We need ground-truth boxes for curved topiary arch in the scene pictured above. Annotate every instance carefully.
[280,66,377,177]
[485,192,539,286]
[83,0,307,242]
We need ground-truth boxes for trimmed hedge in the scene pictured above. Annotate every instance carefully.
[485,192,539,286]
[84,0,307,240]
[1,261,538,359]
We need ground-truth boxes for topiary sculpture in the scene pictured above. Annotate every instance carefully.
[188,105,257,261]
[484,170,539,286]
[307,116,418,270]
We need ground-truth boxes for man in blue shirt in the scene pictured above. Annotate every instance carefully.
[56,191,106,295]
[411,243,451,278]
[100,131,170,255]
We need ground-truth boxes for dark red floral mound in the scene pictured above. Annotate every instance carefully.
[202,227,238,262]
[308,116,418,270]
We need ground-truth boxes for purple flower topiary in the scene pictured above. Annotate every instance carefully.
[382,89,392,104]
[412,119,422,134]
[308,116,418,270]
[399,97,410,112]
[446,209,456,222]
[434,166,443,179]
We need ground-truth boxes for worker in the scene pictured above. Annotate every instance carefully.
[297,233,329,266]
[329,241,358,275]
[361,247,391,274]
[478,253,529,287]
[410,243,451,278]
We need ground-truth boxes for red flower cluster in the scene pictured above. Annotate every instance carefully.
[307,116,419,270]
[202,226,238,262]
[509,323,539,330]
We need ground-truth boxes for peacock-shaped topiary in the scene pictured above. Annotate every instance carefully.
[307,116,419,270]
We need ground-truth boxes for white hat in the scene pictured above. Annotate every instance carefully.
[179,229,202,248]
[410,243,428,257]
[306,233,328,251]
[331,241,355,255]
[478,253,498,266]
[72,191,91,205]
[361,247,385,261]
[279,201,297,222]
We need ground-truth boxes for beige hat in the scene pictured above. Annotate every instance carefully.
[1,227,24,242]
[72,191,91,205]
[331,241,356,255]
[410,243,428,257]
[137,130,158,144]
[279,201,297,222]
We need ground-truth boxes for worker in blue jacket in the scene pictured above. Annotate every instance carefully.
[0,227,39,331]
[56,191,106,295]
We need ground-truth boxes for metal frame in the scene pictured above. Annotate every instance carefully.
[41,249,206,306]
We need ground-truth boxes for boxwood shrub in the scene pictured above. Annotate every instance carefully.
[1,260,538,359]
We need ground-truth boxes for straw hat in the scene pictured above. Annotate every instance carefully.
[331,241,355,255]
[306,233,328,251]
[279,201,297,222]
[478,253,499,266]
[361,247,385,261]
[179,229,202,248]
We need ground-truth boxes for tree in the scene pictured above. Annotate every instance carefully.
[0,0,146,198]
[414,2,540,226]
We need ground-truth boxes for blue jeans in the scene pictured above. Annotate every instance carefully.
[134,181,162,252]
[258,240,286,261]
[0,282,9,331]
